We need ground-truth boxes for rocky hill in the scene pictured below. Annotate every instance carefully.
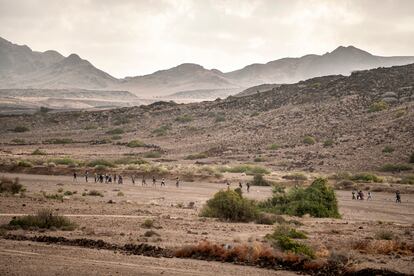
[1,63,413,172]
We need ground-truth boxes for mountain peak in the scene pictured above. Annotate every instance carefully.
[330,45,372,56]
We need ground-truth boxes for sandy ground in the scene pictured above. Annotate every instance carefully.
[0,172,413,275]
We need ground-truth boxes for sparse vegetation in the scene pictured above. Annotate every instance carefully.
[111,135,122,140]
[251,174,271,186]
[375,230,394,240]
[175,114,193,123]
[31,148,47,155]
[220,164,270,175]
[84,190,104,197]
[117,191,124,196]
[144,230,160,237]
[200,189,258,222]
[303,136,316,145]
[282,173,307,181]
[48,157,78,166]
[253,156,266,162]
[350,173,383,183]
[382,146,394,153]
[214,114,225,123]
[12,126,29,132]
[114,157,147,165]
[185,152,208,160]
[269,143,280,150]
[43,192,64,201]
[323,139,334,147]
[11,138,26,144]
[369,100,388,112]
[141,219,154,229]
[380,163,412,172]
[265,226,314,258]
[259,178,340,218]
[5,209,75,230]
[127,140,145,148]
[87,159,115,168]
[398,175,414,185]
[144,151,162,158]
[105,128,124,135]
[43,138,73,144]
[17,160,32,167]
[0,177,23,194]
[152,125,170,136]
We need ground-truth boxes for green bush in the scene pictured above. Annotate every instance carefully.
[265,226,314,258]
[43,138,73,144]
[382,146,394,153]
[152,125,170,136]
[282,173,307,181]
[380,163,412,172]
[85,190,103,197]
[83,124,98,130]
[31,148,47,155]
[143,151,162,158]
[350,173,383,183]
[375,230,394,240]
[398,175,414,185]
[303,136,316,145]
[269,143,280,150]
[200,189,258,222]
[7,209,75,230]
[114,157,147,165]
[175,114,193,123]
[369,101,388,112]
[17,160,32,167]
[221,164,270,175]
[141,219,154,229]
[127,140,145,148]
[254,157,266,162]
[323,139,334,147]
[185,153,208,160]
[105,128,124,135]
[87,159,115,168]
[43,192,64,201]
[13,126,29,132]
[266,225,307,240]
[259,178,340,218]
[0,177,23,194]
[252,174,271,186]
[48,157,78,166]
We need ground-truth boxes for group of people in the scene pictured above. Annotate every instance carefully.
[352,189,402,203]
[226,181,251,193]
[73,171,180,187]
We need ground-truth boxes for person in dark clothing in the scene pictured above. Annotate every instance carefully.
[152,176,156,187]
[73,172,77,182]
[396,190,401,203]
[246,182,250,193]
[85,171,89,182]
[161,178,165,187]
[239,182,243,189]
[176,177,180,188]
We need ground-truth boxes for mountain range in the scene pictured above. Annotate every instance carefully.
[1,36,414,100]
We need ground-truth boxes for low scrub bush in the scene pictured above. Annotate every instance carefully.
[375,230,394,240]
[350,173,383,183]
[220,164,270,175]
[369,100,388,112]
[17,160,32,168]
[12,126,29,132]
[127,140,145,148]
[152,125,170,136]
[144,151,162,158]
[87,159,115,168]
[252,174,271,186]
[144,230,160,237]
[84,190,103,197]
[48,157,78,166]
[6,209,75,230]
[175,114,193,123]
[43,138,73,144]
[303,136,316,145]
[282,173,307,181]
[0,177,23,194]
[200,189,258,222]
[11,138,26,145]
[114,157,147,165]
[398,175,414,185]
[141,219,154,229]
[117,191,124,196]
[254,157,266,162]
[382,146,394,153]
[380,163,412,172]
[323,139,334,147]
[31,148,47,155]
[265,226,313,258]
[105,128,124,135]
[185,153,208,160]
[111,135,122,140]
[259,178,340,218]
[43,192,64,201]
[269,143,280,150]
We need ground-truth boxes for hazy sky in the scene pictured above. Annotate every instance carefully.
[1,0,413,78]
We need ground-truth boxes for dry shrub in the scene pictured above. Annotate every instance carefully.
[353,240,414,255]
[303,259,326,271]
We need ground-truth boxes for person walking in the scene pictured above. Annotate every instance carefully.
[161,178,165,187]
[367,191,372,200]
[396,190,401,203]
[85,171,89,182]
[152,176,156,187]
[176,177,180,188]
[352,190,356,200]
[73,172,77,182]
[246,182,250,193]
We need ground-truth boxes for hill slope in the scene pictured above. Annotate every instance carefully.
[1,63,413,171]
